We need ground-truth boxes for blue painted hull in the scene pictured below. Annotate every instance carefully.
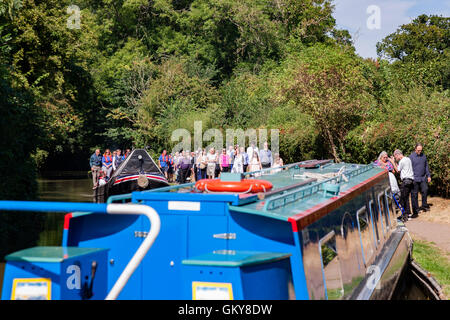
[0,161,413,300]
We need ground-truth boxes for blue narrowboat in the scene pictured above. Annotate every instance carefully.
[0,160,423,300]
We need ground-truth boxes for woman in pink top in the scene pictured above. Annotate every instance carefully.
[220,148,230,173]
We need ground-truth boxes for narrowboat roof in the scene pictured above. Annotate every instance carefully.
[5,246,107,263]
[110,148,164,179]
[132,160,387,228]
[230,162,386,220]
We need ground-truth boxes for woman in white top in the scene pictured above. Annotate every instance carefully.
[206,148,217,179]
[271,155,282,174]
[231,148,244,173]
[249,151,262,176]
[214,150,221,178]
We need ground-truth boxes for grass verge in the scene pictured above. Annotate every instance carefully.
[412,238,450,299]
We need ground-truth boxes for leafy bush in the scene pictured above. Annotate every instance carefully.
[346,86,450,196]
[273,44,375,162]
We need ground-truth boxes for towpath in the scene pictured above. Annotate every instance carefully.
[404,196,450,259]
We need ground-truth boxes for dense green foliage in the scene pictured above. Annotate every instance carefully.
[377,15,450,90]
[0,0,44,258]
[1,1,449,196]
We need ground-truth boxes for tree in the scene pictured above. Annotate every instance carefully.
[277,45,375,162]
[103,55,218,150]
[377,14,450,89]
[3,0,105,169]
[0,1,45,258]
[345,86,450,197]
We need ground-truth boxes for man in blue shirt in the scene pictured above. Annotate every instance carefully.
[240,147,249,172]
[410,143,431,212]
[259,141,273,169]
[89,149,102,189]
[113,149,125,171]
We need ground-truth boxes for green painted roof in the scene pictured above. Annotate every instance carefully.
[141,161,385,222]
[230,163,384,221]
[182,250,291,267]
[5,246,107,263]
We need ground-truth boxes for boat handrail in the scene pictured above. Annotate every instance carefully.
[256,178,317,199]
[104,204,160,300]
[263,180,324,211]
[0,201,160,301]
[242,159,333,178]
[263,164,374,211]
[107,193,133,204]
[142,181,196,193]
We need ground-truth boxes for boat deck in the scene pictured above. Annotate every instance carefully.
[137,160,386,225]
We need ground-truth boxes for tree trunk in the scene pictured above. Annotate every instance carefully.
[324,128,340,163]
[337,135,346,158]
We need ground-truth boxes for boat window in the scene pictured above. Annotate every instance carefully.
[338,212,365,297]
[378,192,390,234]
[340,212,352,240]
[385,187,397,230]
[369,199,383,248]
[302,229,311,246]
[319,231,344,300]
[356,206,375,267]
[374,196,387,239]
[302,228,326,300]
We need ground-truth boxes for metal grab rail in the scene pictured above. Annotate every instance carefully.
[262,164,374,211]
[105,204,160,300]
[0,201,160,300]
[107,193,133,204]
[263,183,321,211]
[263,175,339,211]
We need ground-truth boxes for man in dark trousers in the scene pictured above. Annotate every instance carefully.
[410,143,432,213]
[179,151,192,184]
[393,149,417,221]
[89,148,102,189]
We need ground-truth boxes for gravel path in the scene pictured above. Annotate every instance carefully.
[404,196,450,258]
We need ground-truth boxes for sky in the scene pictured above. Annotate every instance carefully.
[332,0,450,58]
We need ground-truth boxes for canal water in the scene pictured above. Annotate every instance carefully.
[36,176,94,246]
[0,176,93,292]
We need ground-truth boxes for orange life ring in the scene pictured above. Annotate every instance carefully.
[195,179,273,193]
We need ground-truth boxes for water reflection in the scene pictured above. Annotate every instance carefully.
[0,177,93,291]
[38,178,94,203]
[37,177,93,246]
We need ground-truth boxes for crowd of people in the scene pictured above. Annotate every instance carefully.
[373,143,432,222]
[89,142,431,220]
[157,142,284,184]
[89,148,131,189]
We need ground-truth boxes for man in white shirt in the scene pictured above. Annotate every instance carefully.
[393,149,417,221]
[246,142,259,164]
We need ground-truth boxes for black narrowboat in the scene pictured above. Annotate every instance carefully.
[94,149,169,202]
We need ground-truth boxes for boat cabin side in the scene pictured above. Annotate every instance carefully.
[0,161,412,300]
[61,163,410,299]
